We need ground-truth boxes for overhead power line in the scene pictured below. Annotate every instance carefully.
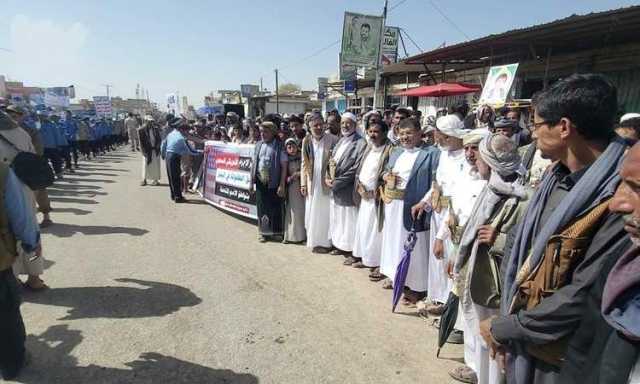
[428,0,471,41]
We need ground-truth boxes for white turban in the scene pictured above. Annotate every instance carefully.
[621,113,640,123]
[463,128,491,146]
[342,112,357,123]
[479,133,523,177]
[436,114,467,139]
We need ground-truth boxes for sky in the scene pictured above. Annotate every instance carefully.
[0,0,637,108]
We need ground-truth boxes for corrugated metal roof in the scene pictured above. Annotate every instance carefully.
[404,5,640,65]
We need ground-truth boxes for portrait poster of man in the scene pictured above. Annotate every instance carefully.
[341,12,383,68]
[478,63,519,106]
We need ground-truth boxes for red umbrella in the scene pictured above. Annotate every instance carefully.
[397,82,481,97]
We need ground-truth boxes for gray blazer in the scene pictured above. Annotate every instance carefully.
[331,133,367,207]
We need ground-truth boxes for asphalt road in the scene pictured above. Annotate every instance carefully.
[10,147,462,384]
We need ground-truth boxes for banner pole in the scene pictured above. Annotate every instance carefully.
[373,0,388,110]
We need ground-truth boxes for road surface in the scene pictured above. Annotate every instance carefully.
[11,148,463,384]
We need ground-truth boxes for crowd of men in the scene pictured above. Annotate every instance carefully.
[172,73,638,384]
[2,73,640,383]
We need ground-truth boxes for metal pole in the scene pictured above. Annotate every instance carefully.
[275,69,279,114]
[373,0,388,110]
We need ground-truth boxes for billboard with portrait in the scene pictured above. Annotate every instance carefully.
[478,63,519,106]
[341,12,383,68]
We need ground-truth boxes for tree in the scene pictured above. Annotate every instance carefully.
[278,83,301,95]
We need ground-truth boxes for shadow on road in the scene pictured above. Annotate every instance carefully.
[48,197,99,205]
[46,189,107,197]
[67,171,119,177]
[58,178,116,184]
[79,167,130,172]
[47,184,103,190]
[41,223,148,237]
[49,207,92,215]
[16,325,259,384]
[22,278,202,320]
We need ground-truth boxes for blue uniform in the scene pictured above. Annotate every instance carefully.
[161,130,199,157]
[39,121,66,149]
[4,168,40,252]
[61,119,78,142]
[54,122,68,147]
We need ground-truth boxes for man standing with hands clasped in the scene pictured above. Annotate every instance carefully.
[301,112,339,254]
[325,112,366,261]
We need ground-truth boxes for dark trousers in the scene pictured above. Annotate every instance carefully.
[68,141,78,166]
[60,145,73,170]
[89,141,99,157]
[0,268,26,380]
[44,147,62,175]
[78,140,90,158]
[166,152,183,200]
[255,179,284,237]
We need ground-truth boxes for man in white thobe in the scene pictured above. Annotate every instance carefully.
[412,115,473,314]
[325,112,366,259]
[300,113,339,253]
[138,115,162,186]
[125,113,140,151]
[352,120,392,272]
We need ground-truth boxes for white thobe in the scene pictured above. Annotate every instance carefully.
[142,153,161,181]
[353,145,384,266]
[424,148,470,304]
[328,135,358,251]
[380,148,429,292]
[304,137,332,248]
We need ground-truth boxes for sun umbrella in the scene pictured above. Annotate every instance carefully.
[436,291,460,358]
[391,225,418,313]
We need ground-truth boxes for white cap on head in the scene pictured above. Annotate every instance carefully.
[463,128,490,146]
[621,113,640,123]
[436,114,467,139]
[342,112,357,123]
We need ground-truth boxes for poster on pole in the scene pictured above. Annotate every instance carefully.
[240,84,259,98]
[166,93,179,114]
[478,63,519,106]
[93,96,112,118]
[381,26,400,65]
[203,141,257,220]
[340,12,383,68]
[44,87,72,108]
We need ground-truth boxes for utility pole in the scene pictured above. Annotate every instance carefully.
[260,77,263,92]
[275,68,279,114]
[372,0,388,110]
[102,84,113,98]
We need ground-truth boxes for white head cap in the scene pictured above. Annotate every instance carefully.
[342,112,357,123]
[436,114,467,139]
[621,113,640,123]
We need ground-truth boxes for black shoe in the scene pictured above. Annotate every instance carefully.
[174,197,186,203]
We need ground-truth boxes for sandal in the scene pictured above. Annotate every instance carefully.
[381,278,393,289]
[351,261,366,268]
[449,365,477,384]
[24,277,49,291]
[343,256,357,266]
[369,270,385,282]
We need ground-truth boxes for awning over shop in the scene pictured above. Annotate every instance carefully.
[396,82,481,97]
